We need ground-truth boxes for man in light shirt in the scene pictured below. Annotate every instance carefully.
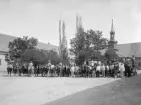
[91,61,94,67]
[119,62,125,78]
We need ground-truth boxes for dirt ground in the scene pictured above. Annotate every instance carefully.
[44,75,141,105]
[0,76,119,105]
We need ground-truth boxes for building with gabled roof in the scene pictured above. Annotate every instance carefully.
[0,34,59,53]
[116,42,141,58]
[107,19,141,69]
[0,33,59,72]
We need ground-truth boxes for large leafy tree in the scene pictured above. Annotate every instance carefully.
[20,49,61,65]
[48,50,61,65]
[104,48,119,61]
[70,28,108,65]
[8,36,38,62]
[60,44,69,65]
[75,50,86,65]
[7,36,61,65]
[85,30,108,60]
[20,49,45,64]
[27,37,38,49]
[70,27,86,65]
[70,27,85,55]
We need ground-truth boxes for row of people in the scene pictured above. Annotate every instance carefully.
[7,57,137,78]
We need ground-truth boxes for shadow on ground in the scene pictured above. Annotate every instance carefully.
[44,75,141,105]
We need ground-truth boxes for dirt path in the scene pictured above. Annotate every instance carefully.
[44,75,141,105]
[0,77,119,105]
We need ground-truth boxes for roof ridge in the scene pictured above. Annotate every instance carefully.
[117,42,141,45]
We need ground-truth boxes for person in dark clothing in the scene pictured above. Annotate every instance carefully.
[7,64,12,76]
[127,65,131,77]
[125,58,131,77]
[96,64,100,78]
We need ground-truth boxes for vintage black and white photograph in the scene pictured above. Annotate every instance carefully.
[0,0,141,105]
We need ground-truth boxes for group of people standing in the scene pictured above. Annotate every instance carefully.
[93,56,137,78]
[94,61,127,78]
[70,56,137,78]
[6,56,137,78]
[7,61,71,77]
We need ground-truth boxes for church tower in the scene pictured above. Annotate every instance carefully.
[108,19,117,49]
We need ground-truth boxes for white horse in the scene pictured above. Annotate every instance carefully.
[74,66,80,77]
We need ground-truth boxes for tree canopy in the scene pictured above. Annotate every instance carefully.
[104,48,119,61]
[8,36,38,61]
[70,28,108,65]
[20,49,60,65]
[7,36,61,65]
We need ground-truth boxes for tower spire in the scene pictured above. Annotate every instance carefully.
[109,19,117,49]
[110,19,115,41]
[111,19,114,32]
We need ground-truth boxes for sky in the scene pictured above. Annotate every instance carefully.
[0,0,141,48]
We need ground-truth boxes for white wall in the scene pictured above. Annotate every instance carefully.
[0,54,7,71]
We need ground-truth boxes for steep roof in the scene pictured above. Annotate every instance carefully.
[0,34,15,52]
[0,33,59,53]
[37,42,59,53]
[111,19,115,33]
[100,42,141,58]
[116,42,141,57]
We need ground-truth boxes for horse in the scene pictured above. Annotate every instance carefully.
[74,66,80,77]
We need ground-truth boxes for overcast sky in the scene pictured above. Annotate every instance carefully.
[0,0,141,48]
